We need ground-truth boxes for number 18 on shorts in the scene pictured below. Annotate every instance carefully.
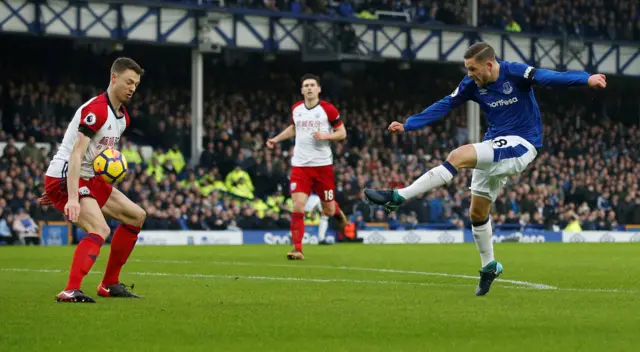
[290,165,336,202]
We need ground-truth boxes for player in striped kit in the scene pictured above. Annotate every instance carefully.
[266,74,348,260]
[40,58,147,302]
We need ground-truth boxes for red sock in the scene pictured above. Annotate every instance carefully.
[65,233,104,291]
[333,201,342,217]
[102,224,140,286]
[291,212,305,251]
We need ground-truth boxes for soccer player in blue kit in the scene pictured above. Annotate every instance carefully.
[364,42,607,296]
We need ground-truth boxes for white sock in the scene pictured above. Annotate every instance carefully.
[472,218,495,267]
[318,216,329,241]
[397,164,456,200]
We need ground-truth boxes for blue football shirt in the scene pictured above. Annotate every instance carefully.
[403,61,590,148]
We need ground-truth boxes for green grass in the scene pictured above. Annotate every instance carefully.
[2,243,640,351]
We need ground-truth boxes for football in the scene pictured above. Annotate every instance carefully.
[93,148,128,184]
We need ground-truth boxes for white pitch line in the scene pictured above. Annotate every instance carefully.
[2,268,639,294]
[0,268,474,289]
[131,259,558,290]
[127,271,479,289]
[559,287,640,294]
[1,268,63,273]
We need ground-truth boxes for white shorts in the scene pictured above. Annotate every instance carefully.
[304,194,322,213]
[470,135,538,202]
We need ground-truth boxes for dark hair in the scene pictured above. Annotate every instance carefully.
[111,57,144,75]
[301,74,321,86]
[463,42,496,62]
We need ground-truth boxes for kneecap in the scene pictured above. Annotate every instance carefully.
[134,207,146,225]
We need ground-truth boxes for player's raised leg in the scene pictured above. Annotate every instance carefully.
[364,144,477,210]
[99,187,146,297]
[469,194,502,296]
[56,197,110,303]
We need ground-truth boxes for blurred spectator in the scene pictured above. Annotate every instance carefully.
[12,208,39,245]
[505,17,521,32]
[0,207,17,244]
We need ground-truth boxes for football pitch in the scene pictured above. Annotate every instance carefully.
[1,243,639,351]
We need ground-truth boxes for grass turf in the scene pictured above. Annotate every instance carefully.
[1,243,639,351]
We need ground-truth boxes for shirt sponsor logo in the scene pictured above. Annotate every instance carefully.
[487,97,518,108]
[98,136,119,149]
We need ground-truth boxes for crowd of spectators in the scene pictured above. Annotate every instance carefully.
[162,0,470,25]
[0,38,638,244]
[0,137,65,244]
[158,0,640,41]
[479,0,640,41]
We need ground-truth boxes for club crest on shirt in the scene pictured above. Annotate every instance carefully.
[503,81,513,95]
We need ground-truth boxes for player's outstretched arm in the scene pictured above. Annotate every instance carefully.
[513,63,606,88]
[266,125,296,149]
[401,99,457,132]
[312,124,346,141]
[393,84,470,133]
[65,132,91,222]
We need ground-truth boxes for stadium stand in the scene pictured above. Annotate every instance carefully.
[161,0,470,25]
[158,0,640,40]
[479,0,640,41]
[0,33,638,246]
